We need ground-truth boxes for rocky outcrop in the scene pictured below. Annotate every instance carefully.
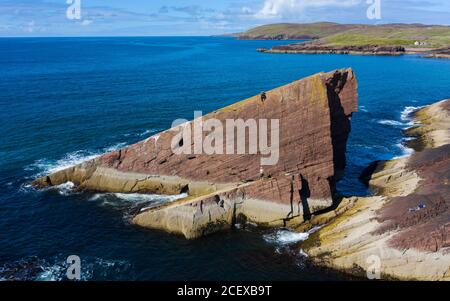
[424,47,450,59]
[305,99,450,280]
[33,69,358,239]
[258,43,406,56]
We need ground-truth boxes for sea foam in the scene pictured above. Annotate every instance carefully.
[89,192,187,212]
[263,229,309,245]
[377,119,407,126]
[54,181,75,196]
[400,106,422,122]
[26,142,127,178]
[0,255,131,281]
[394,142,415,158]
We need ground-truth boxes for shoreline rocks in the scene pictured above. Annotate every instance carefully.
[33,69,358,239]
[304,99,450,280]
[258,42,450,59]
[423,47,450,59]
[258,44,406,56]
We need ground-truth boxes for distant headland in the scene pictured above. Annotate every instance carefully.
[231,22,450,58]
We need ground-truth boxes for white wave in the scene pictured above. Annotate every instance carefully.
[26,151,98,177]
[263,229,309,245]
[0,256,131,281]
[123,128,162,138]
[89,192,187,212]
[35,265,66,281]
[400,106,422,122]
[139,193,188,211]
[394,142,414,159]
[377,119,407,126]
[26,143,127,177]
[91,192,186,203]
[104,142,127,152]
[359,105,368,112]
[18,183,34,193]
[55,181,75,196]
[307,225,323,234]
[298,249,308,258]
[139,129,157,137]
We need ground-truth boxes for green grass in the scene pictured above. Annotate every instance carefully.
[238,23,450,47]
[325,34,414,46]
[238,22,362,39]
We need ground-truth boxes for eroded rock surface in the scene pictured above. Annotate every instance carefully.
[306,99,450,280]
[34,69,358,238]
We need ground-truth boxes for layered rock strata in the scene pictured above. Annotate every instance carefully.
[258,44,406,56]
[304,99,450,280]
[33,69,358,239]
[424,47,450,59]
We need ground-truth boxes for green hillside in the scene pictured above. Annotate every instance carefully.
[237,22,363,39]
[238,23,450,47]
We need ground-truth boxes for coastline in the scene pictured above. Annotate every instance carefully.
[302,99,450,280]
[257,45,405,56]
[256,44,450,59]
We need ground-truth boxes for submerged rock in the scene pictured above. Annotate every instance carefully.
[34,69,358,239]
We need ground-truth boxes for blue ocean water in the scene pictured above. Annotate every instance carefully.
[1,37,450,280]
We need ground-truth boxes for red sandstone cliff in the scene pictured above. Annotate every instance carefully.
[33,69,358,238]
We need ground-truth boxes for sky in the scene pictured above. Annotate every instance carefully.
[0,0,449,36]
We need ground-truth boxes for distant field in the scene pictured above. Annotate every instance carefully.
[237,22,362,39]
[237,22,450,47]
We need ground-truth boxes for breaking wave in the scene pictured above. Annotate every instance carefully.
[0,255,132,281]
[394,142,414,158]
[391,105,424,159]
[359,105,368,112]
[377,119,407,126]
[89,192,187,207]
[123,128,162,138]
[400,106,422,122]
[89,192,188,220]
[138,129,160,137]
[263,229,309,245]
[54,181,75,196]
[376,106,423,129]
[25,142,127,178]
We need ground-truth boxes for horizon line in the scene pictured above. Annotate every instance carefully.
[2,21,450,38]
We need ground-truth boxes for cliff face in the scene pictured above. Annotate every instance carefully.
[33,69,358,238]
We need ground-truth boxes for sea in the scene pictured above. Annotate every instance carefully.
[1,37,450,280]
